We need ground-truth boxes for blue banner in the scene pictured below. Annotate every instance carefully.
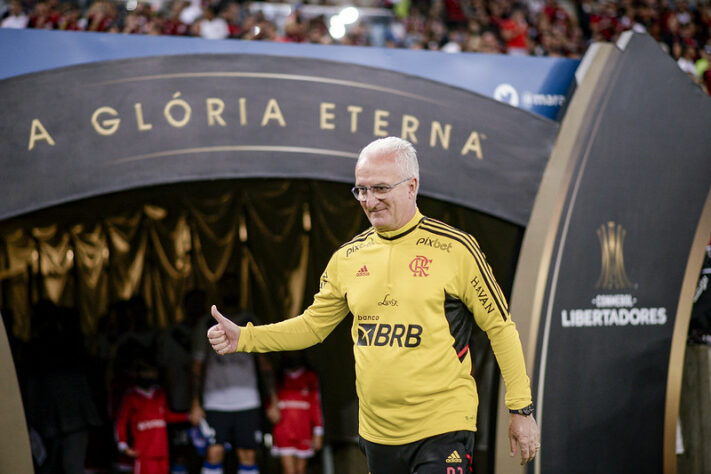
[0,29,578,120]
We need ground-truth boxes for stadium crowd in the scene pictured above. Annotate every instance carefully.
[1,0,710,91]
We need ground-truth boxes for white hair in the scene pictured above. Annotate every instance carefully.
[357,137,420,192]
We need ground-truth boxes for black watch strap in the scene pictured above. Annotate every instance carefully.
[509,404,535,416]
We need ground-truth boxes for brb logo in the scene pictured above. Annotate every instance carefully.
[356,323,422,347]
[409,255,432,277]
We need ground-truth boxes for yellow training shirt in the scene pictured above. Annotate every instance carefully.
[237,210,532,445]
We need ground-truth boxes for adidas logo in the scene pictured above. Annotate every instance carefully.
[356,265,370,277]
[446,450,462,463]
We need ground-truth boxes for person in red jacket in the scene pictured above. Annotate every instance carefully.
[270,352,324,474]
[115,359,189,474]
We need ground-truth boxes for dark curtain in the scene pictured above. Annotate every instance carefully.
[0,178,523,465]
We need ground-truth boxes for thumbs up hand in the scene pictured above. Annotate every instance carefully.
[207,305,241,355]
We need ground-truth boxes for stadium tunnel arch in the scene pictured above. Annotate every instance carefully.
[0,32,573,474]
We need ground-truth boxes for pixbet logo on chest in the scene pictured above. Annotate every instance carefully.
[415,236,452,252]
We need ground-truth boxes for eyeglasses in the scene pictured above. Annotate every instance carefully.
[351,177,412,201]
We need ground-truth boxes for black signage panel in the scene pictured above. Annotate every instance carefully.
[0,54,557,225]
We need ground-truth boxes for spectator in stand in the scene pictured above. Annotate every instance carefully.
[441,28,468,52]
[57,3,83,30]
[444,0,468,27]
[500,9,529,54]
[661,13,682,52]
[543,0,573,29]
[270,352,324,474]
[589,0,622,42]
[85,0,117,32]
[532,13,576,57]
[195,6,229,39]
[29,1,60,29]
[161,0,189,36]
[310,14,331,43]
[123,9,147,34]
[5,0,710,94]
[487,0,507,30]
[1,0,29,28]
[221,2,242,38]
[675,0,693,28]
[304,16,331,45]
[697,43,711,93]
[702,3,711,35]
[147,19,163,35]
[238,12,258,39]
[239,13,280,42]
[343,21,369,46]
[179,0,202,26]
[282,11,306,43]
[677,43,698,78]
[479,29,504,53]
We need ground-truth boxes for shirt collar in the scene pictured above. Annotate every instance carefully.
[376,209,423,240]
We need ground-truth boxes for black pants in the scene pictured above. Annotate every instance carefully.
[359,430,475,474]
[205,408,261,449]
[37,429,89,474]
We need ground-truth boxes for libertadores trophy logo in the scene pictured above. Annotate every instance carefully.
[595,221,633,290]
[561,221,667,328]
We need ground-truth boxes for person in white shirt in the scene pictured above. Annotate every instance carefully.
[1,0,29,28]
[197,6,229,40]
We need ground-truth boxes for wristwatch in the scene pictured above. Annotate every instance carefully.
[509,404,535,416]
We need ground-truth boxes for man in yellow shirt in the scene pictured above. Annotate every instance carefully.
[207,137,540,473]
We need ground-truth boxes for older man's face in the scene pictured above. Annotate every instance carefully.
[354,152,417,232]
